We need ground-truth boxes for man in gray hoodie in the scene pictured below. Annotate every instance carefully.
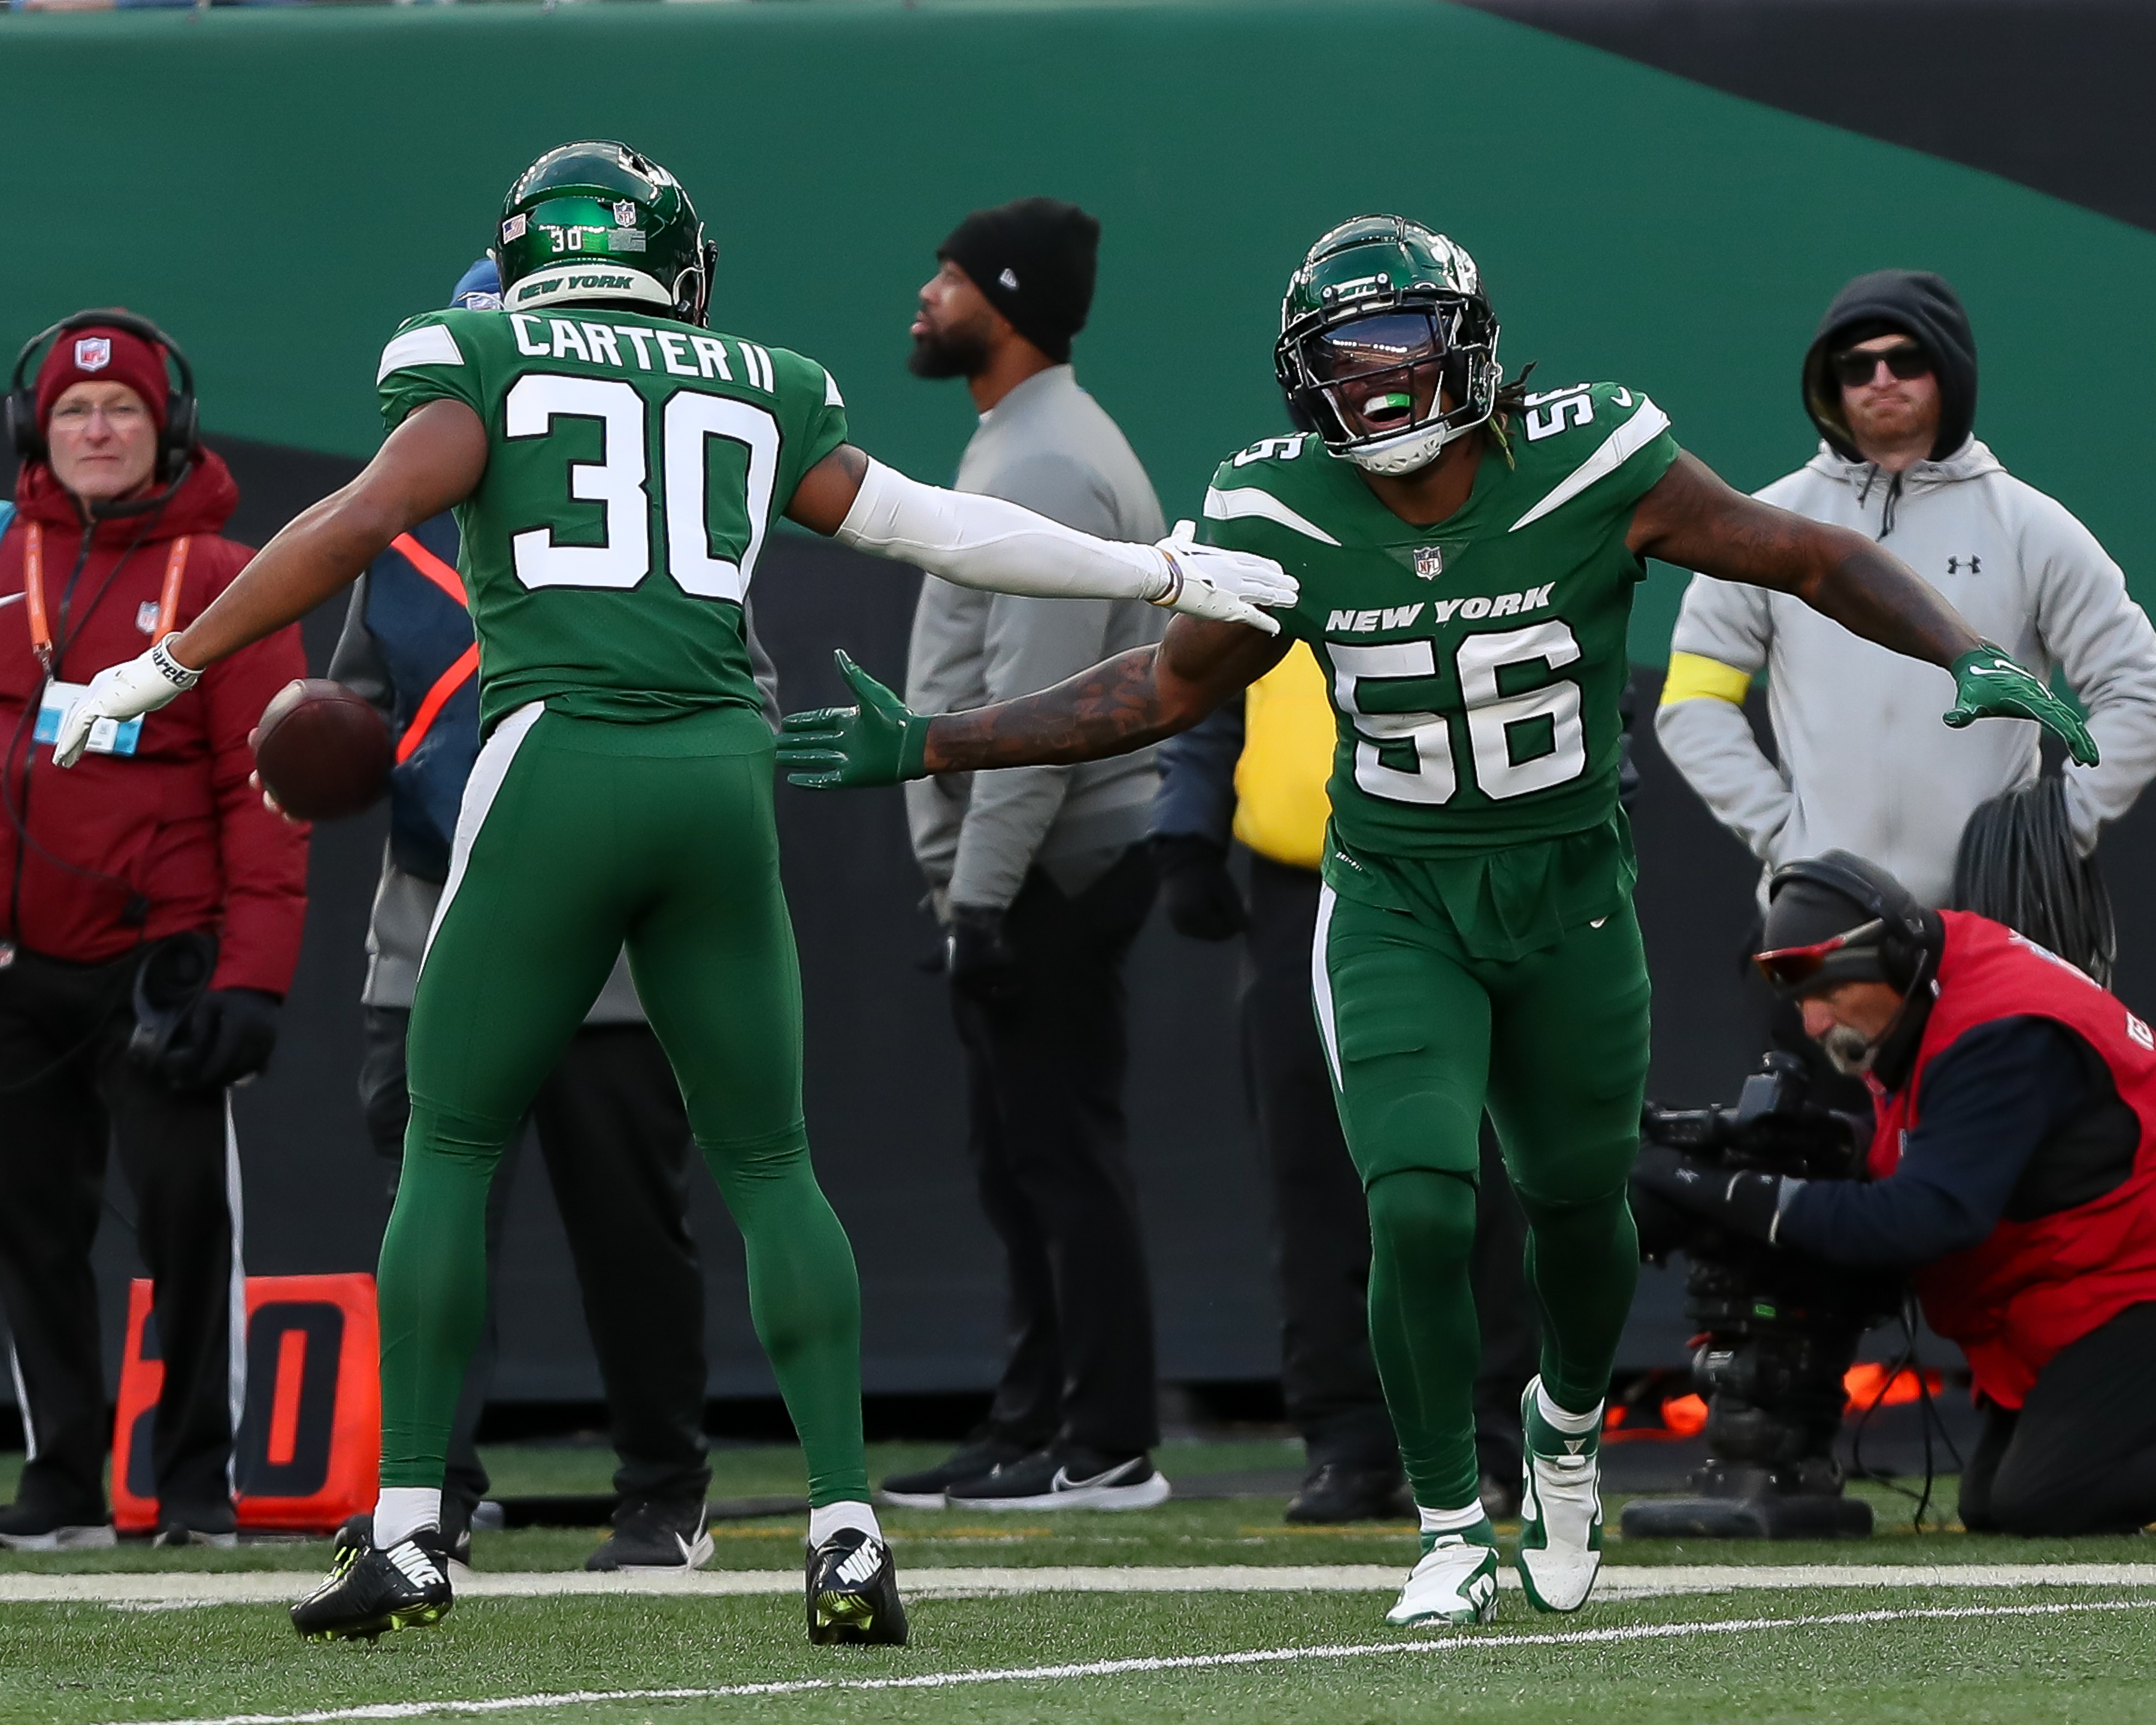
[1657,270,2156,908]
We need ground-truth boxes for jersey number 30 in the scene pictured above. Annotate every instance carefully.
[503,373,776,603]
[1330,621,1587,804]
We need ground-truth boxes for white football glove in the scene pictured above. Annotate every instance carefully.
[1148,522,1297,636]
[53,635,202,768]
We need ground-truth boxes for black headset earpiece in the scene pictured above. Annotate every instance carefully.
[8,309,199,483]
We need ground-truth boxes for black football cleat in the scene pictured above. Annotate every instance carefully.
[291,1520,455,1642]
[805,1527,908,1646]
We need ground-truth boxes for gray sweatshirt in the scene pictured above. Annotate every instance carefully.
[1658,438,2156,906]
[904,365,1167,913]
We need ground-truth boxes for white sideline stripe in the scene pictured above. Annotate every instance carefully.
[85,1598,2156,1725]
[14,1561,2156,1609]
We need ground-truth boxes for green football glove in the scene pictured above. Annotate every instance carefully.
[777,650,931,789]
[1943,644,2099,768]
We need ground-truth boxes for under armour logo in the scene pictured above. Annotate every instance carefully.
[1946,555,1982,575]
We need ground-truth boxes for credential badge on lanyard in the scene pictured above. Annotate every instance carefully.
[22,522,190,758]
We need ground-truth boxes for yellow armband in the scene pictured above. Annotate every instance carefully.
[1659,651,1755,707]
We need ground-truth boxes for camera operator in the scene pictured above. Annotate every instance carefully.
[0,313,308,1548]
[1634,850,2156,1536]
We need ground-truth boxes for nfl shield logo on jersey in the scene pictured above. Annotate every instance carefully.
[1413,545,1444,580]
[74,337,112,373]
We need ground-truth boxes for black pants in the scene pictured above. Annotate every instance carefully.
[1243,857,1539,1478]
[0,942,242,1528]
[360,1008,711,1508]
[954,845,1160,1456]
[1958,1300,2156,1535]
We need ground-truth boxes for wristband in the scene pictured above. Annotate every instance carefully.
[150,634,203,691]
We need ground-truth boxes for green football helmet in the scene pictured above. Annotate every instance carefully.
[1275,216,1501,476]
[491,141,716,325]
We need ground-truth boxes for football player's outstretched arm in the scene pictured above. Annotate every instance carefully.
[1628,451,2099,766]
[52,400,487,767]
[178,400,489,667]
[785,445,1297,633]
[777,618,1288,789]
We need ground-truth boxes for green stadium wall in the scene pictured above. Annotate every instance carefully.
[8,0,2154,662]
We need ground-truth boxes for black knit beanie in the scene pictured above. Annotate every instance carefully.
[938,198,1100,364]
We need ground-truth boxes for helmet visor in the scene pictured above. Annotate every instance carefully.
[1302,309,1454,441]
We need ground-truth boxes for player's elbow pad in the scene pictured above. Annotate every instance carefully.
[835,458,1170,604]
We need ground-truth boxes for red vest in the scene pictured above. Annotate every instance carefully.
[1868,911,2156,1408]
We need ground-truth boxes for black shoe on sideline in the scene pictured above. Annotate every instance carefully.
[1285,1461,1414,1525]
[586,1497,714,1571]
[805,1527,907,1646]
[877,1433,1036,1509]
[0,1499,116,1552]
[947,1445,1171,1511]
[290,1521,454,1642]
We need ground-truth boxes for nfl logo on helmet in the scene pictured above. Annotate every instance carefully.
[74,337,112,372]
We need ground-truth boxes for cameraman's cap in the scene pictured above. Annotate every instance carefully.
[35,319,172,432]
[1756,866,1893,998]
[938,197,1100,365]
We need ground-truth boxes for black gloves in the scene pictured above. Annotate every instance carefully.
[946,904,1024,1004]
[162,988,283,1091]
[1630,1143,1788,1246]
[1153,834,1246,942]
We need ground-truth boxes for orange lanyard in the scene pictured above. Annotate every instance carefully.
[22,522,190,676]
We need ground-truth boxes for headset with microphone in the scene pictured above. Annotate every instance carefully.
[6,308,200,486]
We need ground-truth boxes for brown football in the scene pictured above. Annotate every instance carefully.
[252,679,392,822]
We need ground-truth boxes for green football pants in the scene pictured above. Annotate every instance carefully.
[1313,888,1649,1511]
[380,704,868,1506]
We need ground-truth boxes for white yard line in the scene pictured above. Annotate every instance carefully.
[89,1597,2156,1725]
[8,1560,2156,1608]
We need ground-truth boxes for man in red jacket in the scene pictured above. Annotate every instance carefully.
[1635,849,2156,1535]
[0,316,307,1548]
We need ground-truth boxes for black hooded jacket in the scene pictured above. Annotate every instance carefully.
[1801,269,1978,464]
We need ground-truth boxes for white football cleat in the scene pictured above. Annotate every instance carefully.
[1385,1527,1500,1627]
[1515,1377,1604,1614]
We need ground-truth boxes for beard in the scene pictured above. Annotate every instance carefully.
[1819,1022,1878,1077]
[908,326,991,380]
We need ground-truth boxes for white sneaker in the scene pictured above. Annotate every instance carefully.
[1384,1529,1500,1627]
[1515,1378,1604,1614]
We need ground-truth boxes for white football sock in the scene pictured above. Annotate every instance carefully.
[1534,1381,1603,1436]
[373,1487,441,1550]
[1417,1500,1487,1536]
[808,1501,882,1546]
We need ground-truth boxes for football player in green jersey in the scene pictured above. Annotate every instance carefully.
[52,141,1295,1647]
[776,216,2096,1627]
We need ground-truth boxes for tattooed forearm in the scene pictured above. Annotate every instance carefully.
[1804,534,1980,667]
[1633,451,1981,670]
[923,647,1184,774]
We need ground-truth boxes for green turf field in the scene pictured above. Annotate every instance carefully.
[1,1443,2149,1725]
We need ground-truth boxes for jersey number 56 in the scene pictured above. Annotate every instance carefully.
[1328,620,1588,804]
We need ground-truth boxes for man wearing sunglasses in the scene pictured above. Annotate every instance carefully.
[1658,269,2156,912]
[1635,849,2156,1538]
